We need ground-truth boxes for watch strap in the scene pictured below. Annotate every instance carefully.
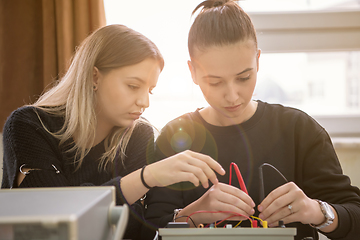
[310,200,334,229]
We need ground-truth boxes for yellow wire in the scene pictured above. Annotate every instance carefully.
[233,220,242,228]
[250,216,264,223]
[250,216,268,228]
[214,215,259,229]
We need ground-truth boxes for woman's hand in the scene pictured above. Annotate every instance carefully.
[177,183,255,226]
[145,150,225,188]
[258,182,336,230]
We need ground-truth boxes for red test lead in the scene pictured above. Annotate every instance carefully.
[229,162,248,195]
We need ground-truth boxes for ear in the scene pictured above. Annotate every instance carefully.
[187,60,198,85]
[93,67,100,88]
[256,48,261,72]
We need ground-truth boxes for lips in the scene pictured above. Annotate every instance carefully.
[224,104,241,112]
[129,112,142,119]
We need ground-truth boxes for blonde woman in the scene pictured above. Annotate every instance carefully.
[1,24,225,239]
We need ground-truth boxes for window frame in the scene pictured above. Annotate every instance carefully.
[249,10,360,137]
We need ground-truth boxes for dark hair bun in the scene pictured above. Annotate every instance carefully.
[213,1,226,7]
[192,0,234,15]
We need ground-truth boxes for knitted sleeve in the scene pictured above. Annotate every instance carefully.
[1,107,70,188]
[113,121,155,240]
[143,119,188,238]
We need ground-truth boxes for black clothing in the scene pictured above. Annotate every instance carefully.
[2,106,154,240]
[144,101,360,240]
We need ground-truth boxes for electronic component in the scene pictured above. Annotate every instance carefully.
[0,186,128,240]
[166,222,190,228]
[159,227,297,240]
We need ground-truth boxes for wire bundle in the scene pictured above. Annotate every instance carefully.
[176,162,290,229]
[175,162,273,229]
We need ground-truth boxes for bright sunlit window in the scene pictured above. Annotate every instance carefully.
[104,0,360,133]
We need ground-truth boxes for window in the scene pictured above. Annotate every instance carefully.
[247,3,360,137]
[104,0,360,137]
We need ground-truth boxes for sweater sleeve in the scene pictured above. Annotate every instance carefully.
[1,108,151,192]
[298,122,360,239]
[1,110,123,190]
[115,122,155,240]
[143,122,188,240]
[1,107,70,188]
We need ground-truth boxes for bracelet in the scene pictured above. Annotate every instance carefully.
[140,165,152,189]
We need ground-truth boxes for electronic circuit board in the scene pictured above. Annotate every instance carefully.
[159,227,297,240]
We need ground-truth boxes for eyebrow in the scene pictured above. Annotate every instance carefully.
[203,68,253,79]
[126,77,157,88]
[127,77,145,83]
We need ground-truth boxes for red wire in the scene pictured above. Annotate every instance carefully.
[185,163,251,228]
[215,214,243,227]
[229,162,248,195]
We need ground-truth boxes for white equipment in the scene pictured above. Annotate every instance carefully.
[0,186,128,240]
[159,227,296,240]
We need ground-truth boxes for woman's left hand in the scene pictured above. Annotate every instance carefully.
[257,182,325,227]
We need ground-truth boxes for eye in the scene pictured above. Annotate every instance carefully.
[209,82,221,86]
[128,85,139,90]
[237,76,250,82]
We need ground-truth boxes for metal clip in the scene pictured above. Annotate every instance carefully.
[19,164,30,175]
[52,164,60,174]
[140,194,147,201]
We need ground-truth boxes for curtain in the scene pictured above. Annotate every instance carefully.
[0,0,106,129]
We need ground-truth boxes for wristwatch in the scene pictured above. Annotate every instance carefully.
[310,200,335,229]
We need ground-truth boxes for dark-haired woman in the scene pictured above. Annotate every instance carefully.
[1,24,226,240]
[144,1,360,239]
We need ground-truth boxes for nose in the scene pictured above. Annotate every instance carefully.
[136,91,150,110]
[224,83,239,103]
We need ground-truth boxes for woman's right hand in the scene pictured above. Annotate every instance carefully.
[177,183,256,226]
[144,150,225,188]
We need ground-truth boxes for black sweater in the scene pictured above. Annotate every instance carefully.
[2,106,155,240]
[144,101,360,240]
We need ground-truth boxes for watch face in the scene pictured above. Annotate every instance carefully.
[324,202,335,220]
[310,200,335,229]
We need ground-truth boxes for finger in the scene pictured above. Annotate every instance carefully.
[259,191,293,221]
[176,172,202,187]
[266,204,297,227]
[185,155,220,187]
[205,193,254,220]
[219,194,255,217]
[217,199,254,219]
[258,182,294,212]
[179,162,211,188]
[259,204,297,226]
[211,184,255,216]
[187,151,225,176]
[218,183,256,208]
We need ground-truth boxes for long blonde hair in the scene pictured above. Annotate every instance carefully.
[33,24,164,170]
